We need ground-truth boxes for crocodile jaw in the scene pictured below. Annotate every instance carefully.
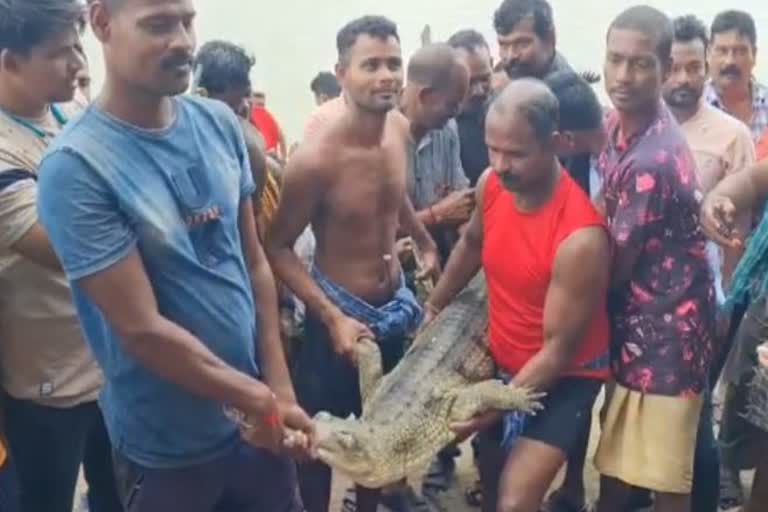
[314,412,378,484]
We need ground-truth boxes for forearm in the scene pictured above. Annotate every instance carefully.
[415,208,438,229]
[268,246,340,325]
[711,167,762,214]
[124,315,274,413]
[250,258,295,402]
[511,343,570,392]
[404,206,438,254]
[426,238,481,311]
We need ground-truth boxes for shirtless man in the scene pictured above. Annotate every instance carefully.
[265,15,440,512]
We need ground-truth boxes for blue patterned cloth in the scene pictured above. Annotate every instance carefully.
[498,371,530,452]
[497,350,609,452]
[728,210,768,309]
[311,265,423,341]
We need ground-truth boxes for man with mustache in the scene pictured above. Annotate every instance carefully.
[493,0,598,196]
[658,16,755,512]
[705,10,768,142]
[266,15,440,512]
[703,10,768,509]
[449,30,494,187]
[594,7,715,512]
[493,0,570,82]
[664,15,755,309]
[37,0,316,510]
[424,79,611,512]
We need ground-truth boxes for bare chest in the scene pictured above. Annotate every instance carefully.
[323,144,408,224]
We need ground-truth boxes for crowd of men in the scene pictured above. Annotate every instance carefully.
[1,0,768,512]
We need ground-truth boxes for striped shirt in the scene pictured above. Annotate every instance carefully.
[705,79,768,142]
[406,120,470,210]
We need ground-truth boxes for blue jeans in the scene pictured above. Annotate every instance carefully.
[0,460,20,512]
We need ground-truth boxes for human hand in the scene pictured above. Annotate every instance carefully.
[758,343,768,368]
[450,410,502,444]
[419,302,441,333]
[225,393,284,454]
[415,245,441,283]
[701,194,743,249]
[328,313,374,364]
[432,189,475,225]
[278,401,318,460]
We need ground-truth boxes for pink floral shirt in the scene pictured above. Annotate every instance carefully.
[598,106,715,396]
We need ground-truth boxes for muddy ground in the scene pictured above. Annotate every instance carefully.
[75,394,752,512]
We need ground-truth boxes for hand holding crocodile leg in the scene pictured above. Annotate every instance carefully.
[447,380,544,441]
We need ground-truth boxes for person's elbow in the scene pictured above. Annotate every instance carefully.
[117,315,168,358]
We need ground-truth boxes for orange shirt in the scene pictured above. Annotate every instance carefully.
[482,170,610,379]
[757,129,768,161]
[250,107,281,152]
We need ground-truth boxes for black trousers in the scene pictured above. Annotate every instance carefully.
[3,397,122,512]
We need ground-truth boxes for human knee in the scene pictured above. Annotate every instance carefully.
[497,493,537,512]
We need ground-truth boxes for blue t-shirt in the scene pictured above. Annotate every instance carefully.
[37,96,259,468]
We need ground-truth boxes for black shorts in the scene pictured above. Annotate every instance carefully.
[481,377,603,456]
[291,313,405,418]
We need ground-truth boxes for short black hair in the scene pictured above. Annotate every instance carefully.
[711,10,757,48]
[673,15,709,52]
[545,71,602,132]
[0,0,84,54]
[310,72,341,97]
[608,5,673,62]
[336,15,400,64]
[494,0,554,41]
[193,40,254,94]
[447,29,489,53]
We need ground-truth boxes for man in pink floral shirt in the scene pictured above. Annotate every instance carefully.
[594,6,716,512]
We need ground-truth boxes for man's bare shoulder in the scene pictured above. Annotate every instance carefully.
[555,225,610,274]
[387,109,410,134]
[284,138,333,185]
[239,118,267,153]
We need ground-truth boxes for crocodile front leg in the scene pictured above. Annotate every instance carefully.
[357,336,383,409]
[448,380,544,423]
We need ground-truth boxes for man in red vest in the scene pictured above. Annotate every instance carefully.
[424,78,611,512]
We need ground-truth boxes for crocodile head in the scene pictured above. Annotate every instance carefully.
[314,411,378,484]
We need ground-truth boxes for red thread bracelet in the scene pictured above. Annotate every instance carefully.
[264,412,280,428]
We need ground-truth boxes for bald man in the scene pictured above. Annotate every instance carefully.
[424,79,611,512]
[399,43,472,262]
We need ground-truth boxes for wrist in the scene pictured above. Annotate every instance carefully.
[317,302,344,328]
[235,381,278,418]
[428,205,440,226]
[424,301,442,316]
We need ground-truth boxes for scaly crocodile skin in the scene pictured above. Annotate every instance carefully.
[314,273,541,488]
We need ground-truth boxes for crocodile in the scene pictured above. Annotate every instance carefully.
[313,272,542,489]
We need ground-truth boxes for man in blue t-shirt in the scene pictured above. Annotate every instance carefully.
[36,1,313,510]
